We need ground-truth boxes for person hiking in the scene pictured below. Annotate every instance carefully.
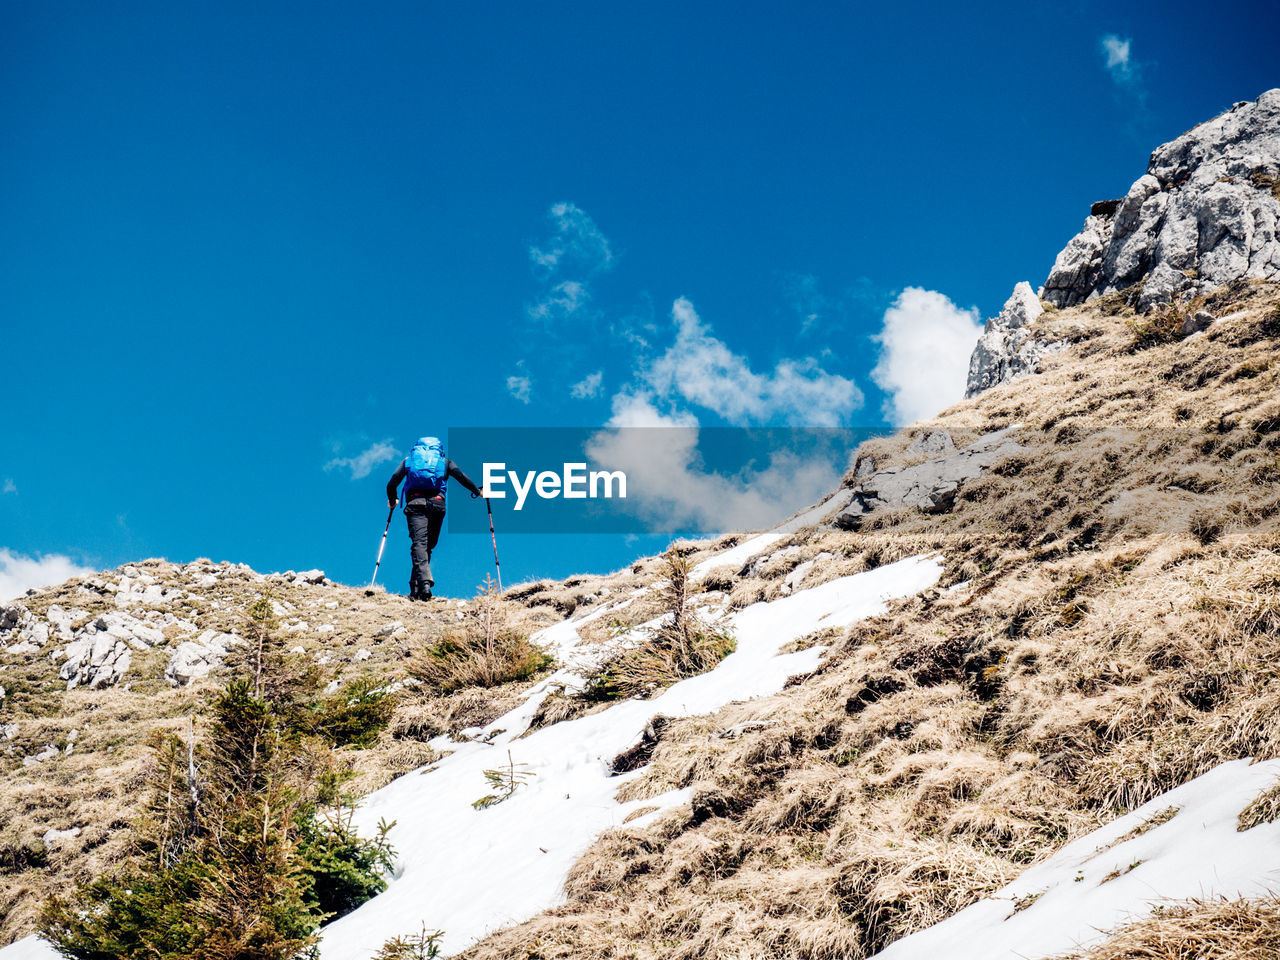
[385,437,482,601]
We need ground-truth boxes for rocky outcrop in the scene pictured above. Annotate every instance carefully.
[56,612,168,689]
[166,630,242,685]
[59,634,132,690]
[835,428,1022,529]
[965,283,1062,397]
[1044,89,1280,312]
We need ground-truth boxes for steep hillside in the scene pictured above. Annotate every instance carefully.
[3,90,1280,960]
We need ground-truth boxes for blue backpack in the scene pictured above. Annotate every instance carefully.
[404,436,448,502]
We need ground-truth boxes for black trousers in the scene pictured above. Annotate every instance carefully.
[405,498,446,595]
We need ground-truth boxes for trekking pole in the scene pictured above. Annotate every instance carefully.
[485,498,503,592]
[367,502,396,594]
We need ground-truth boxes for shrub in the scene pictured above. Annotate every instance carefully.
[408,578,551,693]
[579,547,736,702]
[1127,307,1184,348]
[297,810,395,919]
[311,675,397,748]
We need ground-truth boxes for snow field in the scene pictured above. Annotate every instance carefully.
[317,553,943,958]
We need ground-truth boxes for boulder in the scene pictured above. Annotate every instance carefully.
[1043,89,1280,312]
[166,630,242,685]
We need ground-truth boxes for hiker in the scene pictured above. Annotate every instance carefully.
[385,437,482,601]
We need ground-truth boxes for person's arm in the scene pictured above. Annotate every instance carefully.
[447,460,482,497]
[386,460,407,507]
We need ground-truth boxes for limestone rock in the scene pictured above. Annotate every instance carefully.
[1043,89,1280,312]
[835,427,1023,529]
[906,430,956,456]
[166,630,242,685]
[966,283,1061,397]
[59,633,132,690]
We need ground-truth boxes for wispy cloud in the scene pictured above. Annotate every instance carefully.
[871,287,983,426]
[782,273,834,335]
[2,478,15,495]
[0,548,95,603]
[1099,33,1145,97]
[506,369,533,404]
[324,440,399,480]
[1100,34,1130,77]
[642,298,862,426]
[529,202,613,276]
[527,279,590,323]
[570,370,604,399]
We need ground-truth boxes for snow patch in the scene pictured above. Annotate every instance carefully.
[870,758,1280,960]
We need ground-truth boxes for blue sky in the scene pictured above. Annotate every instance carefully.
[2,0,1277,599]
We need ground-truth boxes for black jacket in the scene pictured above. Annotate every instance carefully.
[386,458,481,505]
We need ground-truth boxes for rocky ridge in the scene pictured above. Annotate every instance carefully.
[0,561,332,696]
[966,88,1280,397]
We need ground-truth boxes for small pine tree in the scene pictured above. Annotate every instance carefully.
[373,925,444,960]
[579,546,736,701]
[472,750,536,809]
[40,596,396,960]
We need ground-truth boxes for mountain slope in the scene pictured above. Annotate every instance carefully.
[3,90,1280,960]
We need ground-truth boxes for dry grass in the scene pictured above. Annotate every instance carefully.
[1238,778,1280,832]
[4,282,1280,956]
[454,282,1280,960]
[406,581,551,694]
[577,549,736,703]
[1057,896,1280,959]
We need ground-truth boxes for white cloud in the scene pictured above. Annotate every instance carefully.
[1101,34,1130,73]
[0,548,95,603]
[585,394,840,530]
[644,298,862,426]
[527,280,590,323]
[1100,34,1143,92]
[871,287,983,426]
[570,370,604,399]
[507,374,533,404]
[2,478,15,495]
[529,202,613,275]
[324,440,399,480]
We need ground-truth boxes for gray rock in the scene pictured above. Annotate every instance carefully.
[46,605,76,640]
[1181,310,1217,337]
[852,452,880,481]
[292,569,327,585]
[24,744,60,766]
[0,604,28,634]
[966,282,1062,397]
[59,633,132,689]
[906,430,956,456]
[166,630,242,685]
[835,427,1023,529]
[1043,89,1280,312]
